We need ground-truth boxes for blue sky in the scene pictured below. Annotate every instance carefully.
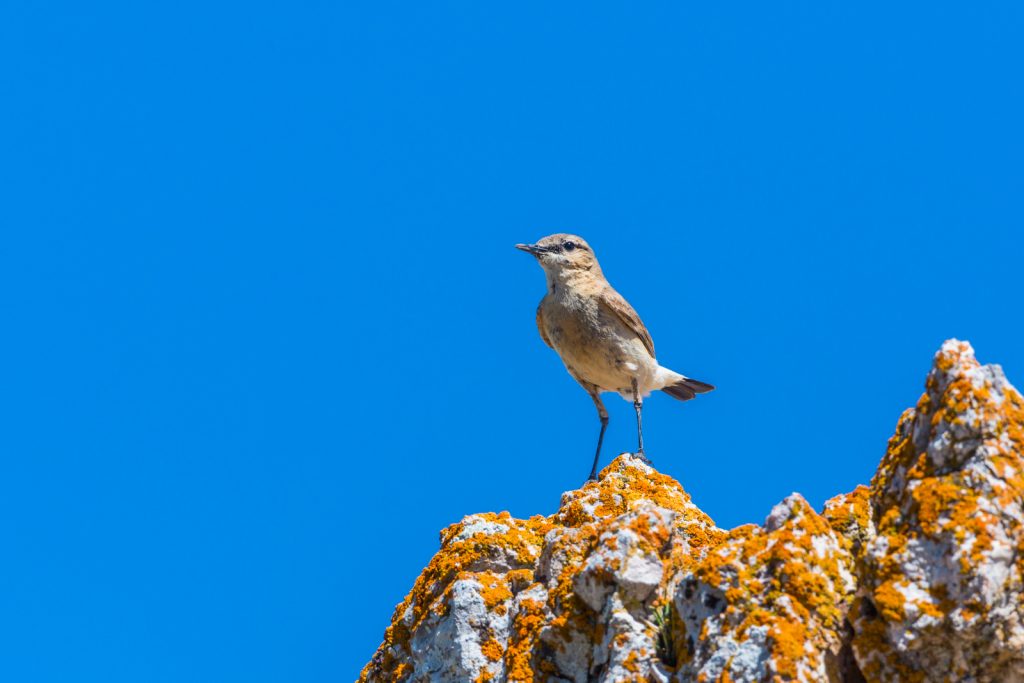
[2,2,1023,681]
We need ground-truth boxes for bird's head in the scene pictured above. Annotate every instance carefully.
[516,234,600,277]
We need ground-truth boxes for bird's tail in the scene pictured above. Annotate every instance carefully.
[662,376,715,402]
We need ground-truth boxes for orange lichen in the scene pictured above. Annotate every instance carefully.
[478,572,513,615]
[768,618,809,678]
[359,511,551,681]
[822,485,872,562]
[872,581,906,623]
[506,568,534,591]
[684,494,855,680]
[556,456,718,535]
[504,594,546,682]
[480,638,503,662]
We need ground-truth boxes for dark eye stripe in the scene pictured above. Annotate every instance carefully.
[543,240,586,253]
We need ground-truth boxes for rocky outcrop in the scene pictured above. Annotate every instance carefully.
[359,340,1024,682]
[853,340,1024,682]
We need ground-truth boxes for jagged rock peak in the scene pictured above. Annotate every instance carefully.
[359,340,1024,682]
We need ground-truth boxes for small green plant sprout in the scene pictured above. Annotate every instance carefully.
[648,602,677,668]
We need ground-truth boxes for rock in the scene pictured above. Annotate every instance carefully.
[853,340,1024,682]
[359,340,1024,683]
[673,493,857,682]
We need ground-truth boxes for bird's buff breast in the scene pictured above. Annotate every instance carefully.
[541,296,658,395]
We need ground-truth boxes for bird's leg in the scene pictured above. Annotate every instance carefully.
[588,391,609,481]
[632,378,649,464]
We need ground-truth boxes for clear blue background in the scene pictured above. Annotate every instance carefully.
[2,2,1022,681]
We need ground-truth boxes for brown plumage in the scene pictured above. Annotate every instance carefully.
[517,233,714,480]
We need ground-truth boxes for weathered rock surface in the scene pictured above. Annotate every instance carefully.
[359,340,1024,682]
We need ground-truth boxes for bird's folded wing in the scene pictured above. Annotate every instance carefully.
[535,303,553,349]
[599,288,655,357]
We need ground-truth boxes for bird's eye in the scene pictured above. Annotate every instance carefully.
[563,241,577,251]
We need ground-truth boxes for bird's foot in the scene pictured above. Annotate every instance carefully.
[633,450,652,465]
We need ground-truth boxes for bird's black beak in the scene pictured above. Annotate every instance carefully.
[516,243,545,256]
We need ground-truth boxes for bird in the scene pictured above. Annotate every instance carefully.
[516,233,714,480]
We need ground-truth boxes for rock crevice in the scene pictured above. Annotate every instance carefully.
[360,340,1024,682]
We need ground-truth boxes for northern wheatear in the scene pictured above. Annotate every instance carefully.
[517,234,714,480]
